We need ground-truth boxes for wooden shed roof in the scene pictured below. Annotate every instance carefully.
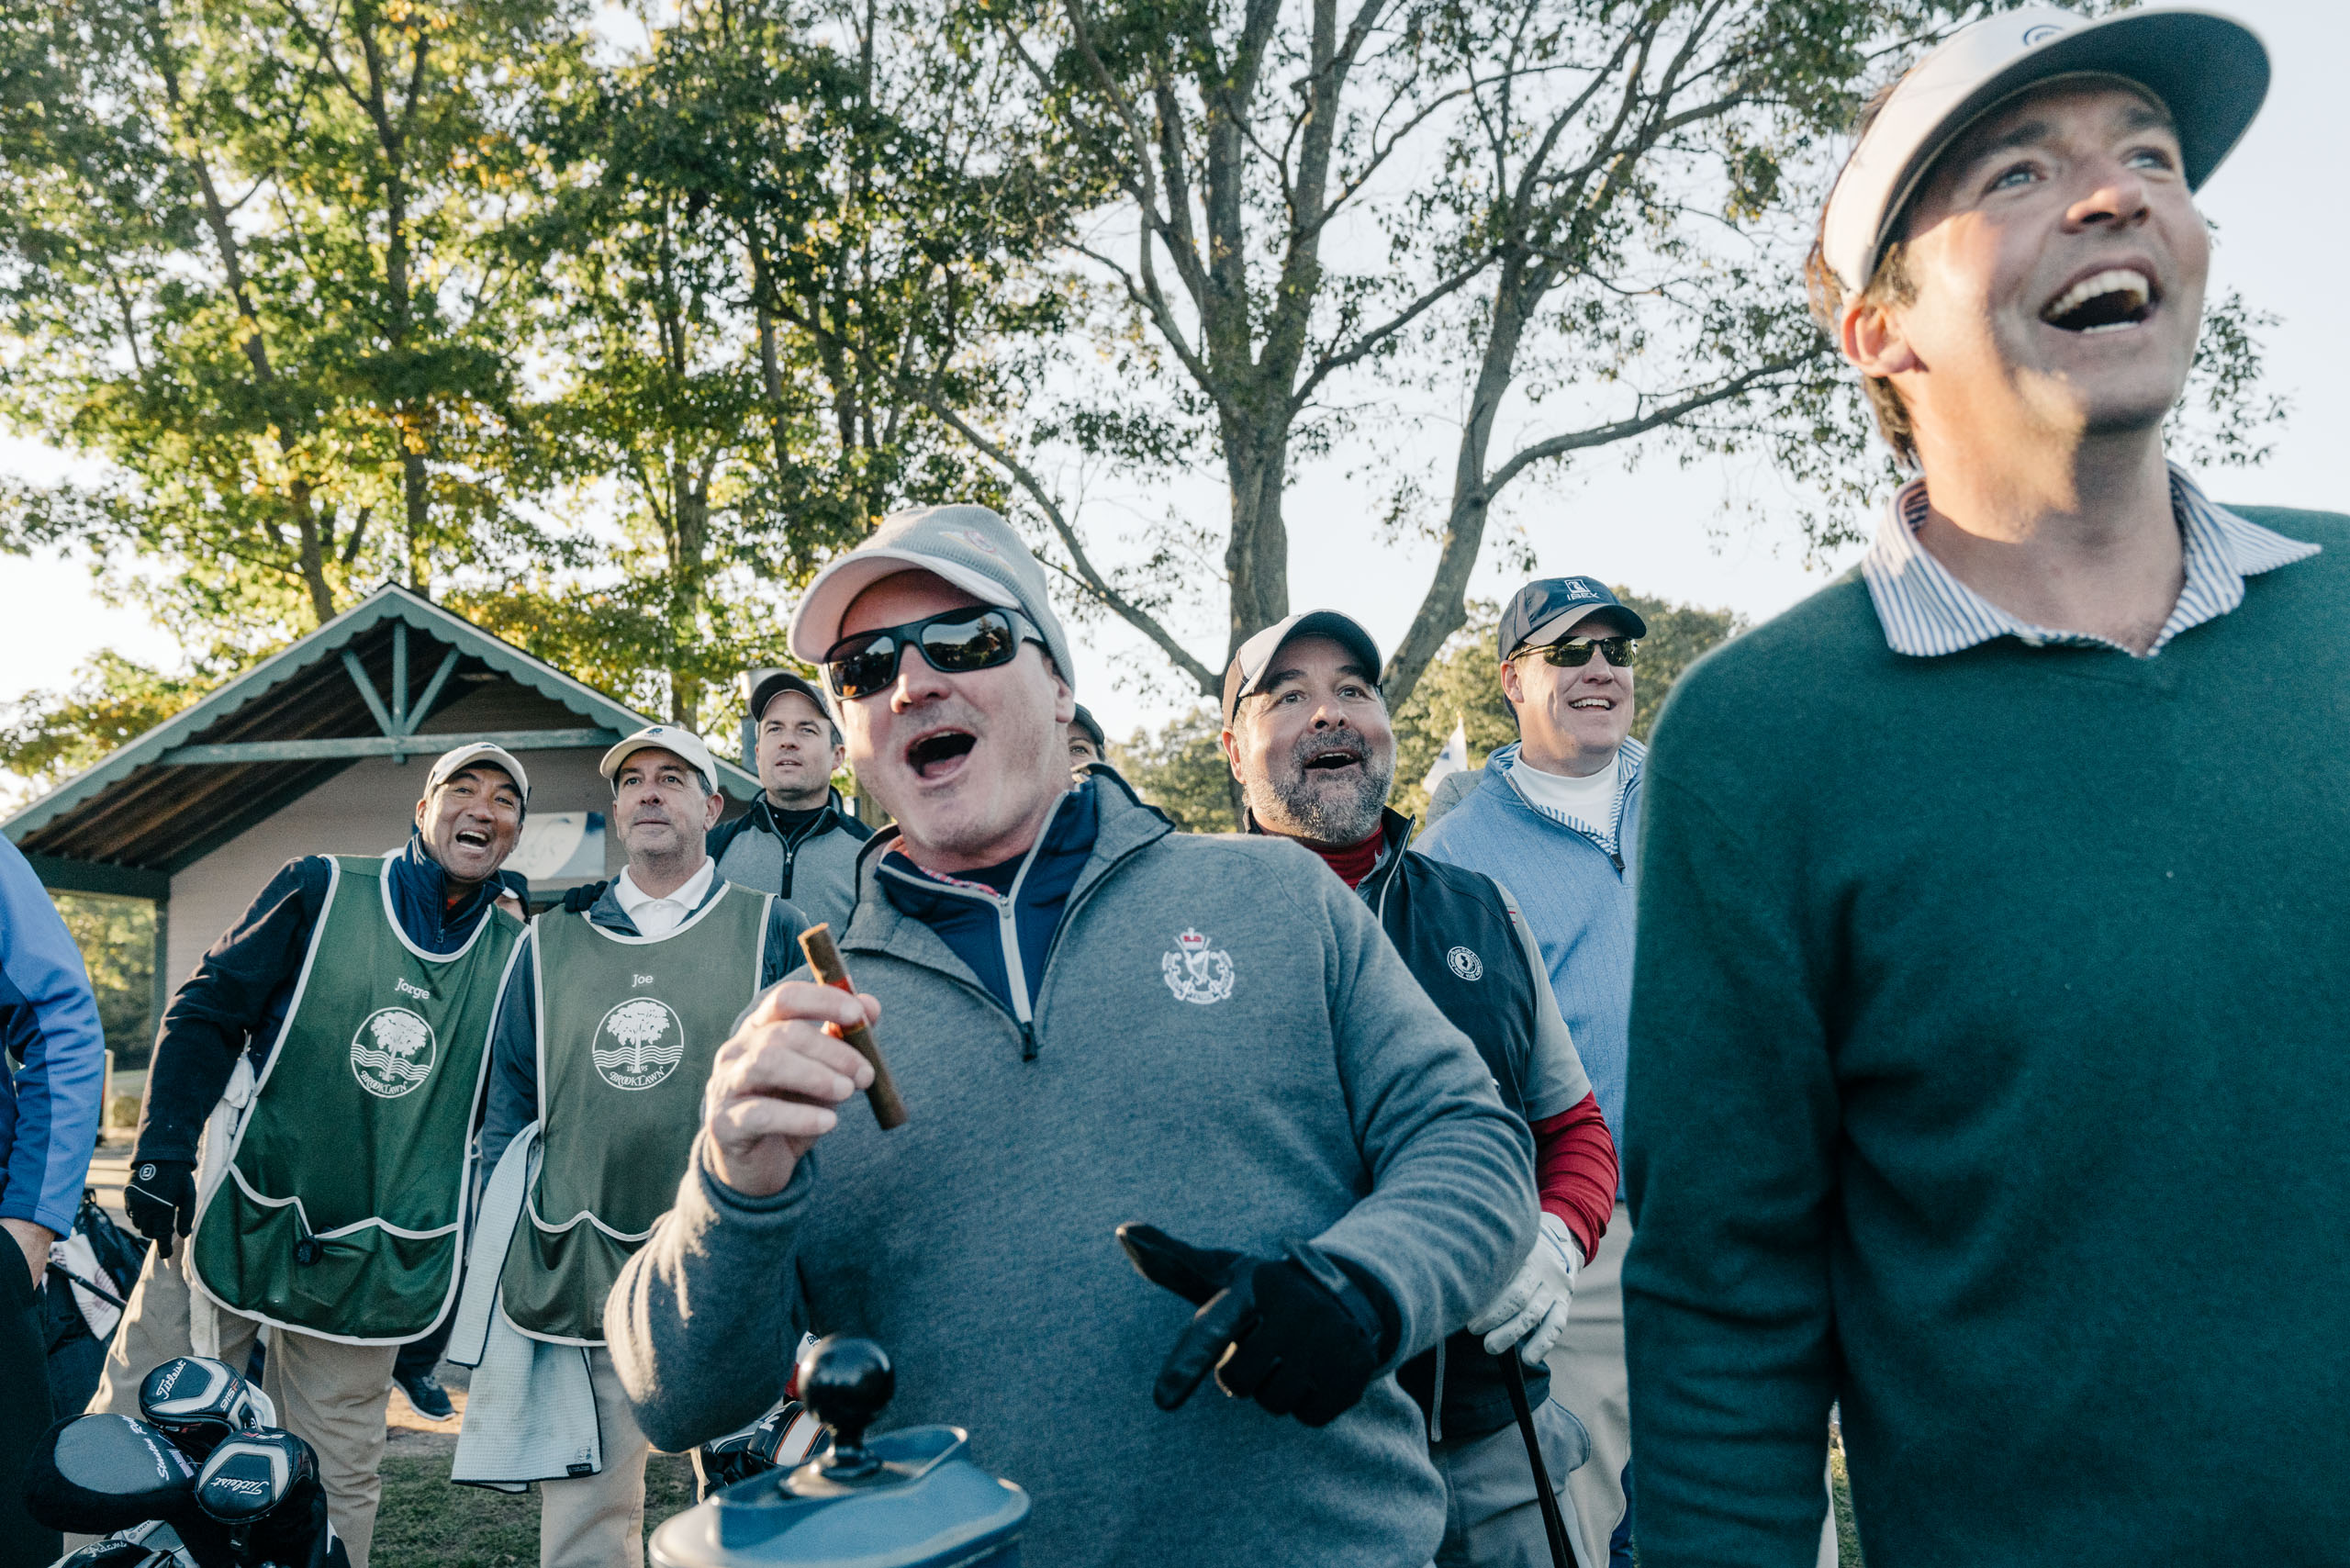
[5,585,757,898]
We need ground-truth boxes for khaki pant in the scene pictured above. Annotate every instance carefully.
[538,1345,655,1568]
[87,1245,398,1568]
[1554,1203,1837,1565]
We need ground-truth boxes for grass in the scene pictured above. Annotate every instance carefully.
[373,1453,699,1568]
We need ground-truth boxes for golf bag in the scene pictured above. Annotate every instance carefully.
[46,1189,145,1417]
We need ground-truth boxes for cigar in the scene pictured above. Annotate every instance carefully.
[797,924,908,1130]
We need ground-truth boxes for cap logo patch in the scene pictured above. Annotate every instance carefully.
[1556,581,1599,602]
[1162,927,1236,1005]
[594,997,688,1091]
[1447,946,1484,981]
[2020,22,2065,46]
[351,1007,437,1099]
[953,528,1002,556]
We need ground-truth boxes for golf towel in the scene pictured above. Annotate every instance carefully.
[450,1125,601,1488]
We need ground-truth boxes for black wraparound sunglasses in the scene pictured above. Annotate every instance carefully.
[822,607,1043,700]
[1525,636,1638,668]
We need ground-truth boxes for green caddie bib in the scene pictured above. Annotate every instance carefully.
[189,855,522,1343]
[498,881,771,1343]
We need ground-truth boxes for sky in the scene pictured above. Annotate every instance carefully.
[4,0,2343,756]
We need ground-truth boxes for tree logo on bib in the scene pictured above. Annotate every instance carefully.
[351,1007,437,1099]
[1161,928,1236,1005]
[594,997,688,1091]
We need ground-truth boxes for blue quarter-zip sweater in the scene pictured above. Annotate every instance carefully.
[0,837,106,1237]
[874,783,1098,1058]
[1416,739,1642,1161]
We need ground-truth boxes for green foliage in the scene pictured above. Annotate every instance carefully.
[0,652,212,801]
[1107,706,1236,834]
[50,892,155,1067]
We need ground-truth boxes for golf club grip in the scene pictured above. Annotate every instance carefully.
[1501,1352,1575,1568]
[799,924,909,1130]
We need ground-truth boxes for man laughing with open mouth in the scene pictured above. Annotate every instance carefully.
[1622,9,2350,1567]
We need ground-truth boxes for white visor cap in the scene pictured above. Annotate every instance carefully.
[1820,6,2267,296]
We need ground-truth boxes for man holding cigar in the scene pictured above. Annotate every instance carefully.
[466,725,805,1568]
[608,506,1538,1568]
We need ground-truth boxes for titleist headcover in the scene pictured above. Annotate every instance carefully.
[49,1539,170,1568]
[23,1415,197,1534]
[140,1356,274,1459]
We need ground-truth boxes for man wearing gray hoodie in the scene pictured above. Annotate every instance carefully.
[607,505,1537,1567]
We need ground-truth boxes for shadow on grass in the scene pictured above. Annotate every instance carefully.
[375,1452,700,1568]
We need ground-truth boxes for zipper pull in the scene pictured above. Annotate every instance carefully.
[1610,850,1624,872]
[1019,1021,1038,1062]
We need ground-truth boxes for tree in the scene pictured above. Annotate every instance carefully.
[946,0,2278,713]
[50,891,156,1068]
[1108,705,1234,833]
[0,651,213,802]
[462,0,1077,732]
[0,0,577,645]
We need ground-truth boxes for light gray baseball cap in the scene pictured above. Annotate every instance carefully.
[1821,6,2268,296]
[788,505,1076,691]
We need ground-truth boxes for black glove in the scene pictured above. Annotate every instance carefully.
[1117,1222,1394,1428]
[126,1158,197,1259]
[561,880,610,913]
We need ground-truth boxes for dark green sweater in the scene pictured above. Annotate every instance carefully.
[1623,507,2350,1567]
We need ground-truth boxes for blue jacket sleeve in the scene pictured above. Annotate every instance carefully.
[0,839,107,1236]
[480,928,539,1176]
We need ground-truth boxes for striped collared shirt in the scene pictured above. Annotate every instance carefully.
[1860,466,2320,658]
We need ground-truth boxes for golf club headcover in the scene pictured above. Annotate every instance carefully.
[1117,1223,1397,1428]
[23,1415,196,1534]
[125,1159,196,1259]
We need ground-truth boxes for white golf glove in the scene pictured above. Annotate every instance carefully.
[1467,1212,1582,1367]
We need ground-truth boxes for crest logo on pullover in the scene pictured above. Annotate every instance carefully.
[1447,946,1484,981]
[594,996,688,1090]
[1161,928,1236,1005]
[351,1007,437,1098]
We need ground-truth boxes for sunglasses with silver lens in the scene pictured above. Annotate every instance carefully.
[1533,636,1638,668]
[823,608,1041,700]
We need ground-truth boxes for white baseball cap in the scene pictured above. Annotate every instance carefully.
[1820,6,2268,296]
[425,743,531,802]
[599,724,720,795]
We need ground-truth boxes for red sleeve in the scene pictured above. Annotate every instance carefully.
[1530,1092,1617,1262]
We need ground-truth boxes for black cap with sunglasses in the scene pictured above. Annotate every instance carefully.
[1498,577,1648,661]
